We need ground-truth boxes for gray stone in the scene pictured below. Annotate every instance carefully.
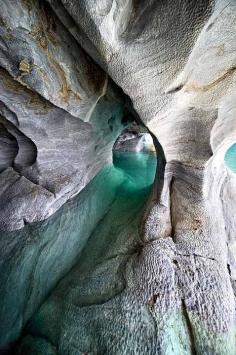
[0,0,132,229]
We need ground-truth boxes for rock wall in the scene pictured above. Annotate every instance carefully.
[113,126,155,153]
[0,0,132,230]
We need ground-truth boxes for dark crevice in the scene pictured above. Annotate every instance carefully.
[169,175,176,242]
[0,115,37,173]
[182,299,197,355]
[227,263,231,276]
[166,84,184,94]
[0,121,19,173]
[0,100,19,126]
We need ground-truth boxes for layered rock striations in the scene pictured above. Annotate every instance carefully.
[0,0,236,354]
[0,0,132,230]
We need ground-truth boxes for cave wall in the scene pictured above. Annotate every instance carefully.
[0,0,131,230]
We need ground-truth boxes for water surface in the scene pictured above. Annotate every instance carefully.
[0,151,157,349]
[225,143,236,173]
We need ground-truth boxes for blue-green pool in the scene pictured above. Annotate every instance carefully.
[0,151,157,349]
[225,144,236,173]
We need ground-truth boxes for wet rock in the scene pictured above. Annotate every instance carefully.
[113,127,155,153]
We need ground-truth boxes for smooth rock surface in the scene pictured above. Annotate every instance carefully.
[0,0,133,230]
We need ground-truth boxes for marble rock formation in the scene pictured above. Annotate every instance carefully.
[113,126,155,153]
[0,0,236,354]
[0,0,132,230]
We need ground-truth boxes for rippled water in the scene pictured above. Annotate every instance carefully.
[225,143,236,173]
[0,152,157,350]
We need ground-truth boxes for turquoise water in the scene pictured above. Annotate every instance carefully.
[225,144,236,173]
[0,151,157,350]
[113,151,157,188]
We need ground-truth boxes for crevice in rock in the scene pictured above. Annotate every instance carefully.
[0,115,37,174]
[0,101,19,126]
[169,175,176,242]
[181,299,197,355]
[166,84,184,94]
[227,263,231,276]
[0,121,18,173]
[184,66,236,93]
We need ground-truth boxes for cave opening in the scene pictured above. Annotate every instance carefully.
[112,124,157,190]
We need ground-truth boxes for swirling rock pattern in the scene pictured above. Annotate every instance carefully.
[0,0,132,230]
[1,0,236,354]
